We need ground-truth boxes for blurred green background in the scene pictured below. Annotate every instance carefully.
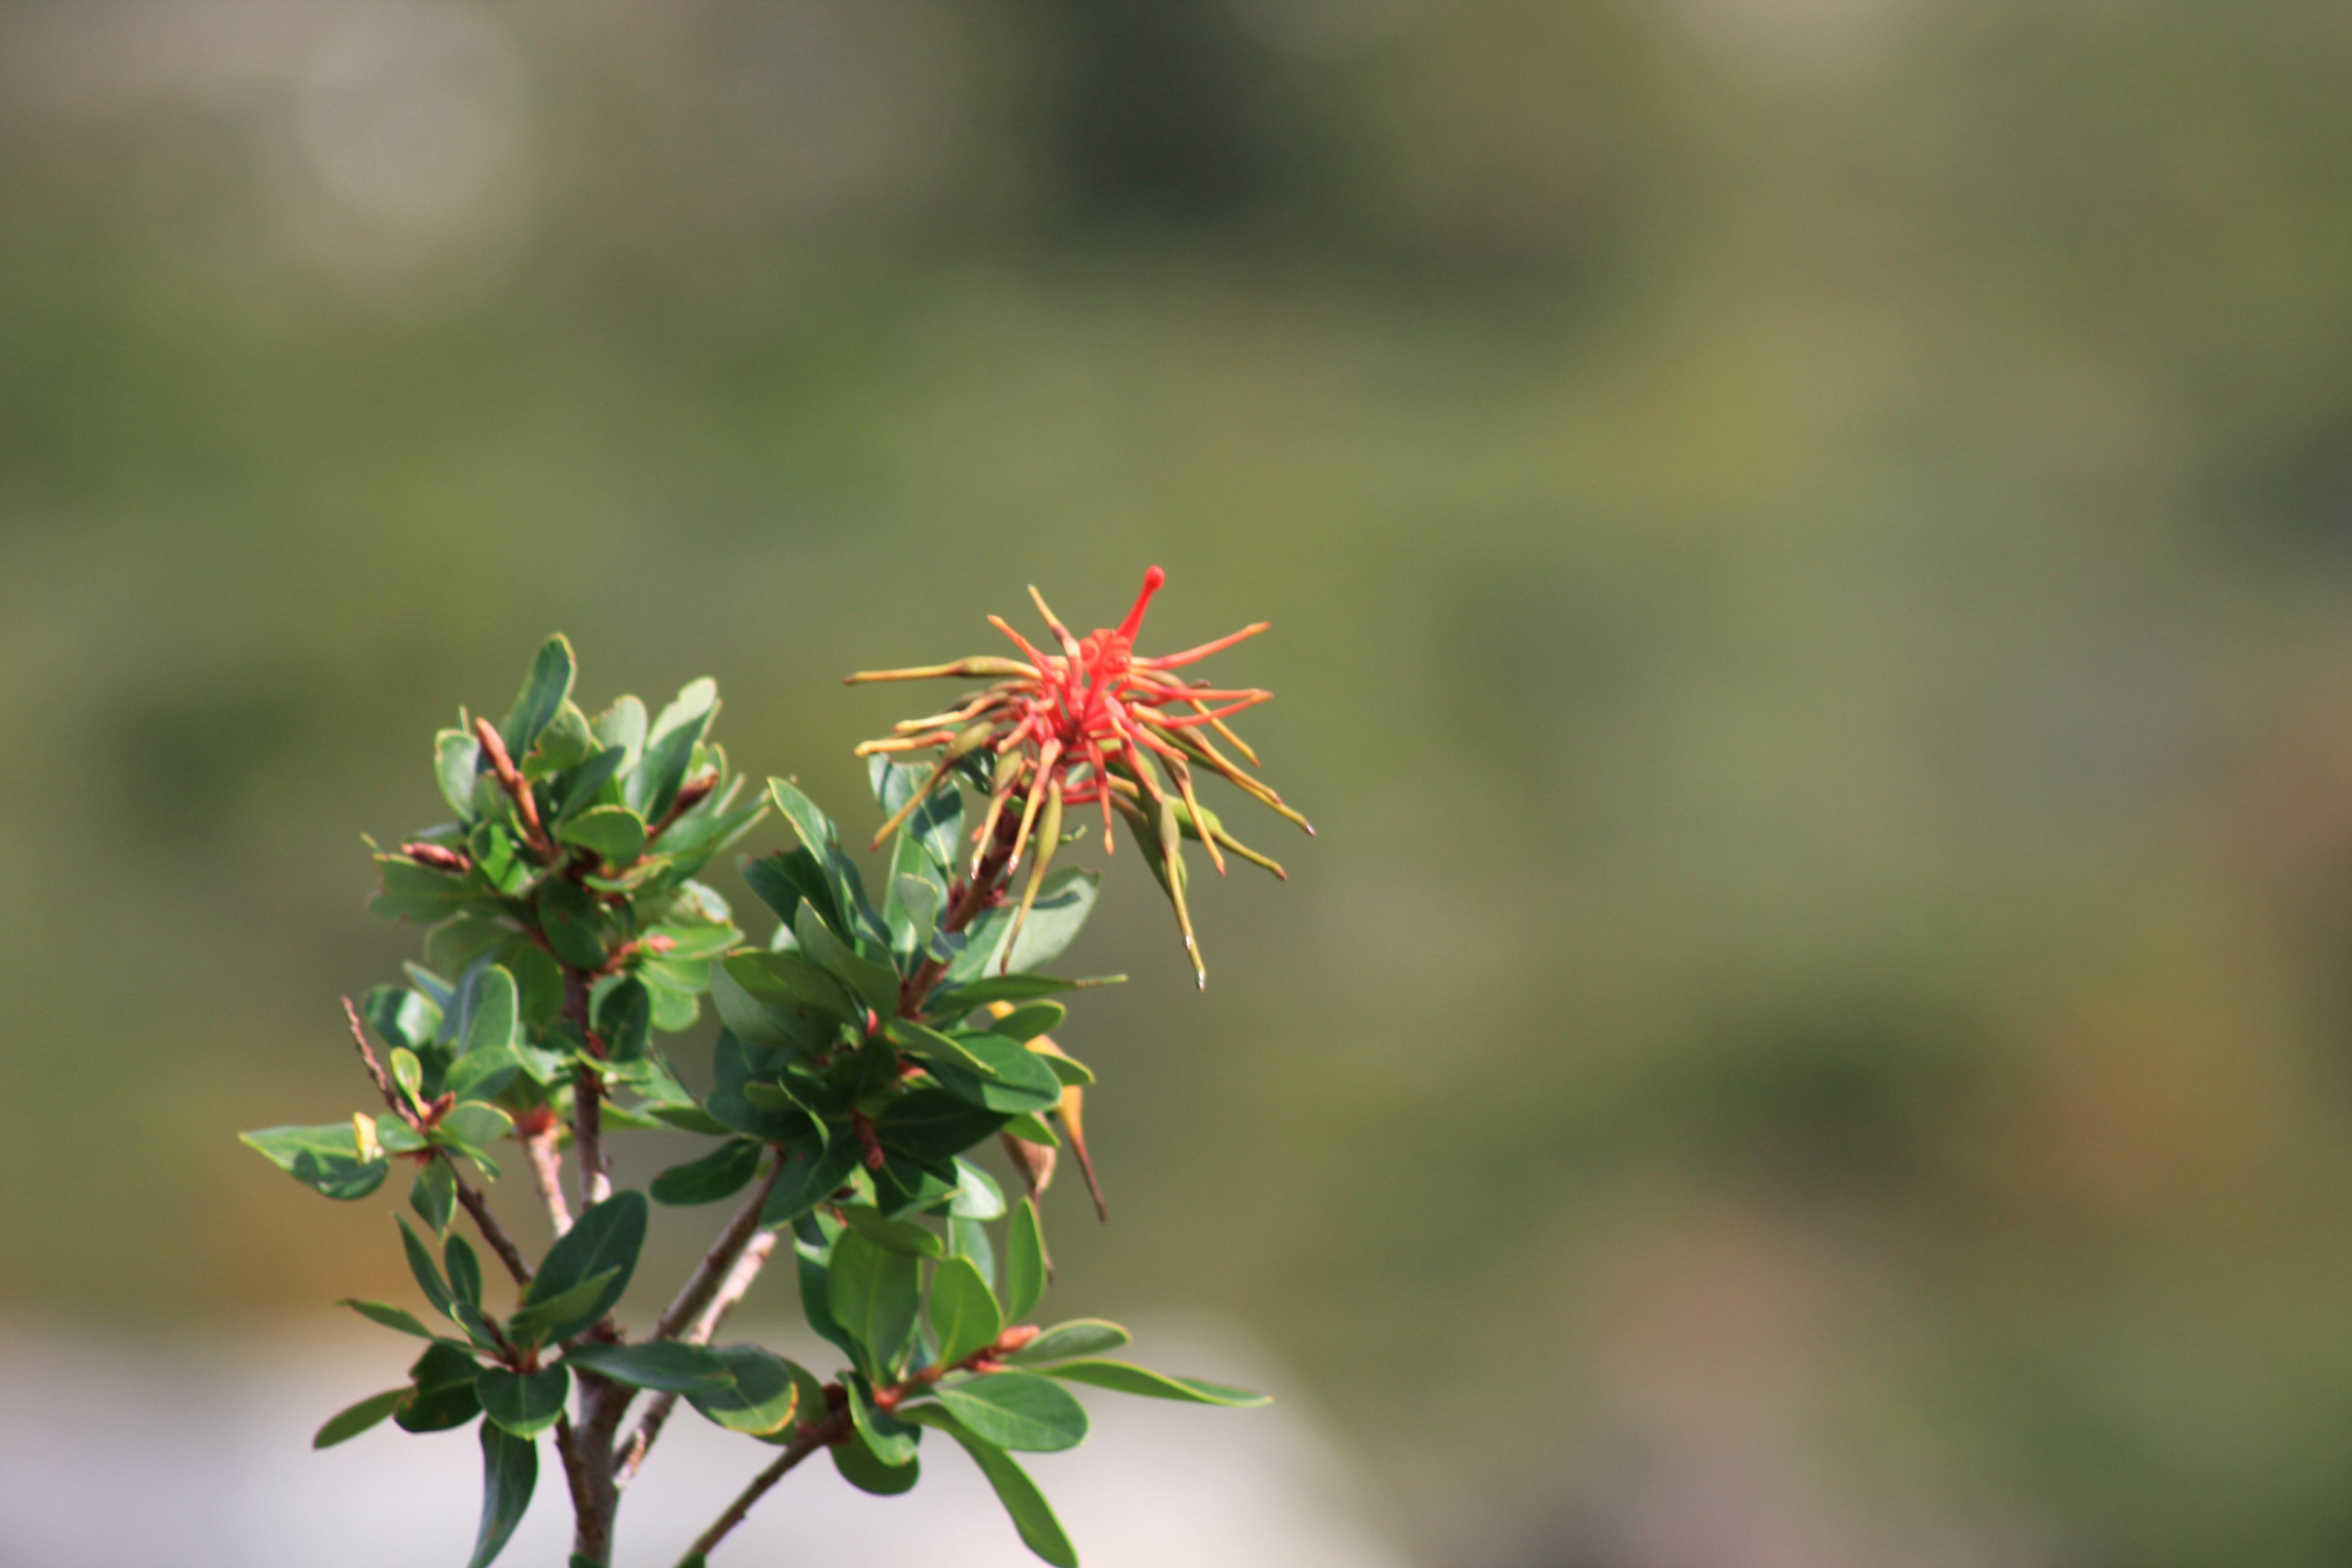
[10,1,2352,1563]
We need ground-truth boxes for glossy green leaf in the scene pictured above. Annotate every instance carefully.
[1040,1053,1094,1088]
[563,1341,734,1394]
[958,867,1100,978]
[500,940,564,1034]
[1044,1361,1270,1406]
[1002,1111,1060,1148]
[554,744,629,825]
[436,728,484,818]
[949,1215,996,1290]
[628,677,717,823]
[477,1365,570,1438]
[593,976,653,1063]
[388,1047,425,1109]
[445,1046,522,1105]
[445,1233,483,1308]
[927,972,1125,1021]
[376,1115,429,1155]
[398,1342,486,1433]
[903,1406,1078,1567]
[315,1386,410,1449]
[469,1420,538,1568]
[557,805,648,864]
[1005,1320,1132,1366]
[462,965,521,1057]
[371,854,479,923]
[362,984,441,1053]
[652,1137,765,1206]
[870,754,966,871]
[721,950,858,1025]
[832,1427,923,1495]
[338,1298,434,1339]
[925,1033,1064,1114]
[933,1371,1088,1452]
[929,1255,1002,1367]
[828,1230,922,1376]
[795,900,899,1014]
[241,1123,389,1201]
[760,1136,863,1230]
[590,694,646,771]
[950,1158,1006,1221]
[794,1214,860,1363]
[399,1215,456,1318]
[425,918,509,999]
[837,1204,945,1258]
[505,1267,620,1351]
[528,700,596,774]
[846,1374,921,1466]
[535,879,610,969]
[743,847,844,940]
[990,1002,1067,1043]
[687,1344,800,1435]
[501,634,577,756]
[436,1102,514,1158]
[411,1159,457,1235]
[874,1090,1010,1165]
[1005,1198,1047,1323]
[521,1190,645,1342]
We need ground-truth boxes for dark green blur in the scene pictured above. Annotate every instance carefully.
[7,2,2352,1562]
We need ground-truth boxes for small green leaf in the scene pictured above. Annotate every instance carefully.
[477,1365,570,1438]
[389,1047,425,1108]
[557,805,649,865]
[796,900,898,1015]
[686,1345,800,1435]
[535,879,610,969]
[949,1215,996,1290]
[377,1115,430,1154]
[846,1374,920,1466]
[462,965,521,1057]
[591,694,647,771]
[399,1215,456,1318]
[527,700,596,775]
[505,1267,621,1351]
[445,1046,523,1105]
[315,1386,410,1449]
[501,635,577,755]
[469,1420,539,1568]
[240,1123,388,1201]
[873,1089,1011,1166]
[1005,1198,1047,1323]
[412,1160,457,1235]
[445,1234,483,1308]
[929,1255,1002,1367]
[437,729,484,818]
[563,1341,734,1394]
[903,1406,1079,1567]
[950,1157,1005,1221]
[594,976,653,1063]
[521,1191,645,1342]
[399,1342,486,1432]
[436,1102,515,1158]
[1039,1053,1094,1088]
[652,1137,765,1206]
[832,1428,923,1495]
[760,1137,863,1230]
[837,1204,945,1258]
[927,972,1125,1020]
[722,950,858,1025]
[1005,1319,1132,1366]
[1044,1361,1270,1406]
[932,1371,1088,1452]
[1002,1111,1060,1148]
[924,1033,1065,1115]
[990,1002,1066,1043]
[828,1230,922,1376]
[338,1299,435,1339]
[630,677,719,823]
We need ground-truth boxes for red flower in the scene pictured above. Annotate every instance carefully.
[849,567,1309,985]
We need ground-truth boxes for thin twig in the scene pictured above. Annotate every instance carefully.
[340,996,417,1128]
[615,1230,777,1486]
[675,1408,852,1568]
[524,1128,573,1236]
[652,1161,783,1344]
[451,1165,534,1287]
[573,1062,610,1210]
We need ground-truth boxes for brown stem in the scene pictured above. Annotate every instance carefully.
[340,996,420,1130]
[615,1231,777,1486]
[563,964,611,1211]
[896,812,1019,1018]
[650,1160,782,1344]
[451,1161,535,1287]
[676,1409,852,1567]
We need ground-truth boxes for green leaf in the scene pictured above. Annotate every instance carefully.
[363,984,442,1052]
[837,1204,945,1258]
[846,1373,921,1466]
[535,879,610,970]
[1005,1198,1047,1323]
[445,1046,522,1105]
[527,701,597,775]
[399,1342,486,1432]
[593,976,653,1062]
[412,1160,457,1235]
[927,972,1125,1021]
[922,1032,1065,1115]
[469,1421,538,1568]
[521,1190,645,1342]
[903,1406,1079,1567]
[828,1230,922,1376]
[990,1002,1067,1043]
[950,1157,1005,1221]
[887,861,944,965]
[338,1299,435,1339]
[832,1426,923,1495]
[557,805,648,865]
[650,1103,734,1137]
[706,1033,812,1143]
[371,854,480,923]
[871,754,965,871]
[796,900,899,1015]
[437,728,484,818]
[501,634,577,756]
[929,1255,1002,1367]
[721,950,858,1025]
[951,867,1100,979]
[240,1123,388,1201]
[462,965,521,1056]
[630,677,719,823]
[445,1234,483,1308]
[743,846,844,939]
[315,1386,410,1449]
[760,1137,863,1230]
[563,1341,734,1394]
[1044,1361,1271,1406]
[399,1215,456,1319]
[505,1267,621,1351]
[436,1102,515,1159]
[389,1047,425,1108]
[873,1090,1011,1166]
[1002,1111,1060,1148]
[764,779,890,949]
[949,1215,996,1290]
[1040,1053,1094,1088]
[477,1365,570,1438]
[652,1137,765,1206]
[377,1114,429,1154]
[794,1213,860,1362]
[500,941,564,1034]
[590,695,647,772]
[427,919,513,999]
[1005,1320,1132,1366]
[933,1371,1088,1452]
[554,745,629,824]
[686,1344,801,1436]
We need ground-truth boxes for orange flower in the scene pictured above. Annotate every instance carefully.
[849,567,1309,985]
